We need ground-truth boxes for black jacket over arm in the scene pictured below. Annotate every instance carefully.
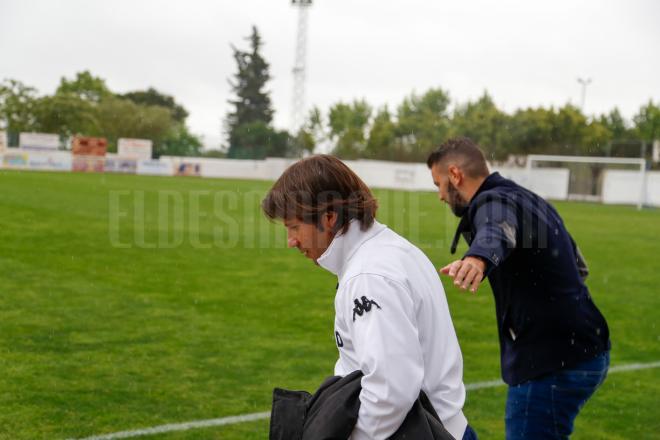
[269,370,455,440]
[454,172,610,385]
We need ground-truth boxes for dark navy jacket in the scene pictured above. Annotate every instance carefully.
[454,172,610,385]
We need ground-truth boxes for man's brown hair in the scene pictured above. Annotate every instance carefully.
[262,155,378,234]
[426,137,490,178]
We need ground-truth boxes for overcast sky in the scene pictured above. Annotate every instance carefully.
[1,0,659,149]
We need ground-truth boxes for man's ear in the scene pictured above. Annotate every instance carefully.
[323,211,338,232]
[447,164,463,186]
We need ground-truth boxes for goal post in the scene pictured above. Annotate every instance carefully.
[526,154,647,210]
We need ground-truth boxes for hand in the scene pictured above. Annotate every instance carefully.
[440,256,486,293]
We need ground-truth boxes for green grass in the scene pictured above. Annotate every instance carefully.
[0,170,658,439]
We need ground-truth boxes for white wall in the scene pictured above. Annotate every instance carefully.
[136,160,173,176]
[494,167,570,200]
[602,170,660,206]
[2,151,659,207]
[156,157,572,201]
[1,148,72,171]
[647,173,660,206]
[159,156,296,180]
[344,160,435,192]
[200,158,265,179]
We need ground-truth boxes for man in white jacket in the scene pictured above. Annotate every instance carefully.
[262,154,477,440]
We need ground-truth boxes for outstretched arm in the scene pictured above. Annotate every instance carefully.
[441,198,517,293]
[440,256,486,293]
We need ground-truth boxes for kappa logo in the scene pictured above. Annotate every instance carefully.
[352,296,381,321]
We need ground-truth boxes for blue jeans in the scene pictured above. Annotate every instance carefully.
[462,424,478,439]
[505,351,609,440]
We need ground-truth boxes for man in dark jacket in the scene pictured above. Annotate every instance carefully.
[426,137,610,440]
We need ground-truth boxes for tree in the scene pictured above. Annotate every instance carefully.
[509,107,557,155]
[0,79,40,144]
[229,121,289,159]
[595,108,633,157]
[28,71,111,142]
[95,97,174,155]
[225,26,275,158]
[328,100,372,159]
[550,104,590,154]
[288,107,324,157]
[450,92,511,160]
[582,121,612,154]
[365,106,397,160]
[56,71,111,103]
[202,149,227,158]
[2,73,203,156]
[161,125,203,157]
[395,88,451,162]
[307,106,324,142]
[121,88,189,123]
[34,93,100,138]
[289,129,315,157]
[598,108,629,141]
[509,104,610,157]
[633,100,660,143]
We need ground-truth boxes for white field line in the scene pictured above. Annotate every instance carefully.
[72,360,660,440]
[71,412,271,440]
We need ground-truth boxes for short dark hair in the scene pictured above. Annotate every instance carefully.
[262,155,378,234]
[426,137,490,178]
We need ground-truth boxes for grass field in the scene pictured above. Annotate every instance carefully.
[1,169,659,440]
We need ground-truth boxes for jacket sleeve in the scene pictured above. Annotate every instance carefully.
[341,273,424,440]
[464,197,518,275]
[568,232,589,281]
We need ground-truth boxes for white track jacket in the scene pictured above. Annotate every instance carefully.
[317,220,467,440]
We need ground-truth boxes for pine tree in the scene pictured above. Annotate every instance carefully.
[225,26,277,158]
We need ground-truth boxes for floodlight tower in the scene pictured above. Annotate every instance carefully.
[291,0,312,135]
[577,77,592,111]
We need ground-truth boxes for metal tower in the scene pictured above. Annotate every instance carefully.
[291,0,312,135]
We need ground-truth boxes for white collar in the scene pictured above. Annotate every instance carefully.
[317,219,386,277]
